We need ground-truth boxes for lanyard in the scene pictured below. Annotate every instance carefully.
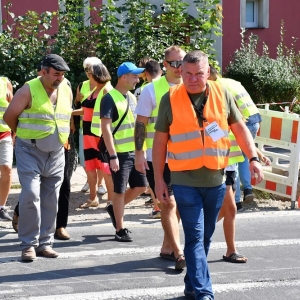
[189,84,209,124]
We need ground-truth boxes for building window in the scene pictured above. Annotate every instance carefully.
[240,0,269,28]
[246,1,258,27]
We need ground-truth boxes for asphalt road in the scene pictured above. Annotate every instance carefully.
[1,205,300,300]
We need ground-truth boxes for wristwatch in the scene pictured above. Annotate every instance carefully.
[249,157,260,163]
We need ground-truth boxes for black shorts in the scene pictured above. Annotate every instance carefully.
[225,170,236,192]
[146,161,173,198]
[111,152,148,194]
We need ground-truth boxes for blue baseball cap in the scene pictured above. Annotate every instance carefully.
[117,62,145,77]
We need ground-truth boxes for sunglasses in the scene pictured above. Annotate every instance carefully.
[166,60,183,68]
[84,67,90,72]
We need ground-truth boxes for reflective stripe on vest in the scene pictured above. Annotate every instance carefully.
[145,76,170,149]
[0,77,10,132]
[216,78,259,119]
[168,81,230,171]
[90,82,112,137]
[228,131,244,165]
[17,78,72,144]
[109,89,135,152]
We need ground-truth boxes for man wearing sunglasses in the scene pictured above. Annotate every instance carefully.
[134,45,186,270]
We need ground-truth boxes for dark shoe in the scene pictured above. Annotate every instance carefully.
[243,188,254,203]
[144,198,153,206]
[12,212,18,233]
[149,209,161,219]
[21,247,36,261]
[55,227,70,240]
[0,207,13,221]
[115,228,133,242]
[107,204,116,229]
[236,202,243,211]
[175,254,186,270]
[36,248,59,258]
[184,288,195,299]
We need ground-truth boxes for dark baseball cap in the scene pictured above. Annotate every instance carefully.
[42,54,70,72]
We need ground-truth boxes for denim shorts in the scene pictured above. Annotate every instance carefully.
[111,151,148,194]
[0,137,13,166]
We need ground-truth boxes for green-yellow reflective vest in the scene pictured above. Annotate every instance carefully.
[145,76,169,149]
[109,89,136,153]
[228,131,244,166]
[217,77,259,119]
[17,78,72,144]
[0,77,10,132]
[90,82,111,137]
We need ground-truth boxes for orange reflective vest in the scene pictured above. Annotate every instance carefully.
[168,81,230,171]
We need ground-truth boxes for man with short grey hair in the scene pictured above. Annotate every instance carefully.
[153,50,263,299]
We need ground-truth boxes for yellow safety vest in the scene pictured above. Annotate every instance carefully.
[90,82,112,137]
[228,131,244,166]
[17,78,72,144]
[109,89,136,153]
[0,77,10,132]
[217,78,259,119]
[145,76,169,149]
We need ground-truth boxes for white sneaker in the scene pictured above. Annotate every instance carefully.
[97,185,107,195]
[81,182,90,193]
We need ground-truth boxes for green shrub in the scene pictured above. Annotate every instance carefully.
[225,23,300,110]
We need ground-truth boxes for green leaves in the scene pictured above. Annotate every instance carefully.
[226,22,300,110]
[0,0,222,91]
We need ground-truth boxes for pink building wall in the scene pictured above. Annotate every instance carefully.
[222,0,300,72]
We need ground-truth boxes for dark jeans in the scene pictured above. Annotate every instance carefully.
[56,148,71,229]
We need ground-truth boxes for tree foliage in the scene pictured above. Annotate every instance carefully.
[0,0,222,91]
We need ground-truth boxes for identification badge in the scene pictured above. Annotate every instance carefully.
[205,121,225,142]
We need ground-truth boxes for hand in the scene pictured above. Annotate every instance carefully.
[155,179,170,204]
[75,92,84,103]
[249,161,264,184]
[134,152,149,174]
[110,158,119,173]
[261,156,271,166]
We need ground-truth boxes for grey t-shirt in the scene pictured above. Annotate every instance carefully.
[154,84,242,188]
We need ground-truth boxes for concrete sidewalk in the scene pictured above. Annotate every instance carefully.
[11,165,87,186]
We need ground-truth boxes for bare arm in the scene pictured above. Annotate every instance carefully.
[72,108,84,116]
[152,130,169,203]
[6,80,13,102]
[256,147,271,166]
[101,117,119,172]
[3,84,31,133]
[231,120,263,183]
[134,115,149,174]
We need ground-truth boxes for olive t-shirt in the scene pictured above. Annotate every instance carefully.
[154,83,242,187]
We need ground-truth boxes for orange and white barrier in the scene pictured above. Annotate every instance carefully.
[252,105,300,209]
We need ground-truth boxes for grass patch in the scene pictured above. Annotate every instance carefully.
[11,183,21,189]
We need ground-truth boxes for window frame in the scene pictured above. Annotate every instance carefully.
[245,0,258,28]
[240,0,269,29]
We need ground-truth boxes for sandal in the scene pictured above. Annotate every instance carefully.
[175,254,186,270]
[79,198,99,208]
[223,252,247,263]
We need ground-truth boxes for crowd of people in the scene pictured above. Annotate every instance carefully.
[0,47,271,299]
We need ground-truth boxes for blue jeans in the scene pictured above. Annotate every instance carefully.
[173,184,226,300]
[235,122,260,202]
